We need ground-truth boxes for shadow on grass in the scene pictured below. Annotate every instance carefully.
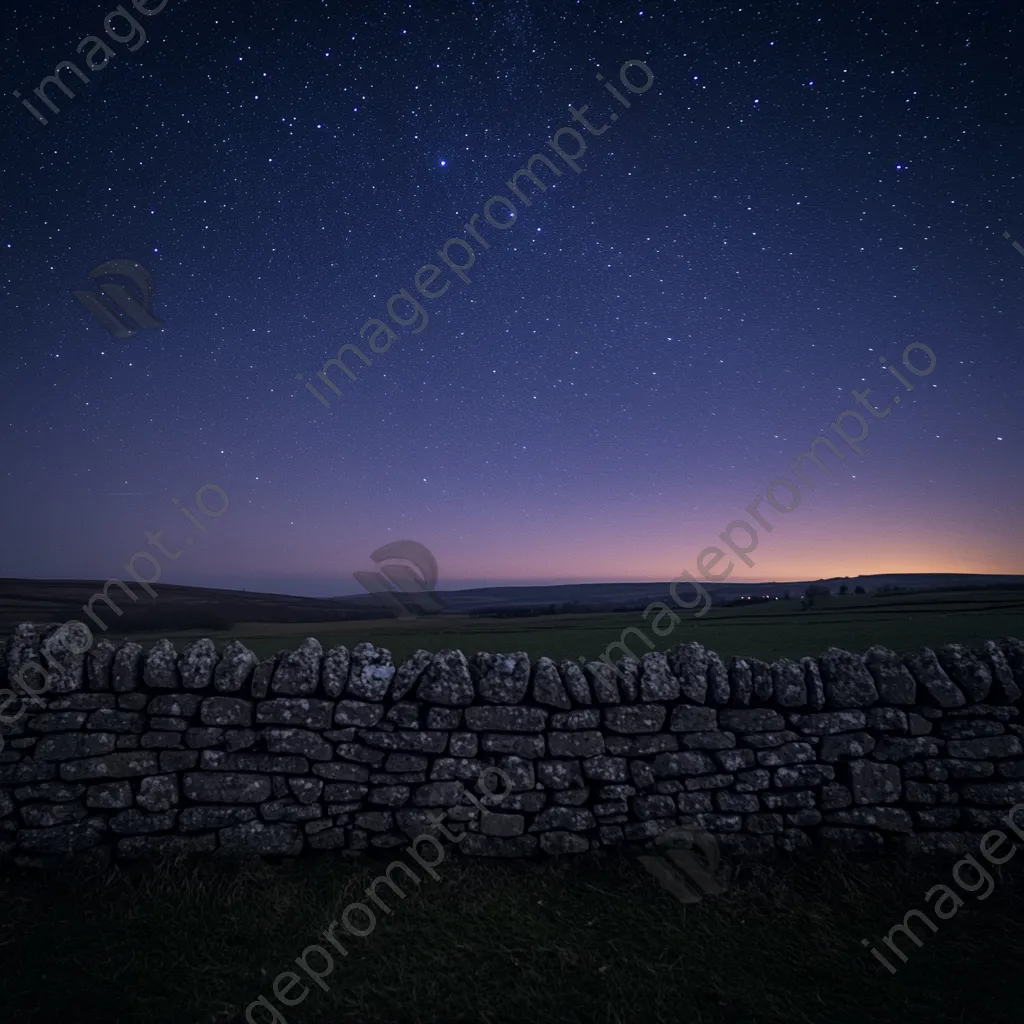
[1,850,1021,1024]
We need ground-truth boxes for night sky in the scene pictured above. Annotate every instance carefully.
[1,0,1021,598]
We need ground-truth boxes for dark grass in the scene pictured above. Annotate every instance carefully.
[103,588,1024,665]
[2,849,1022,1024]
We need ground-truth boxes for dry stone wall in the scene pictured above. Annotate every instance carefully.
[2,623,1024,864]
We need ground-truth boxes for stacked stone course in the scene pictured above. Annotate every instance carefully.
[2,624,1023,863]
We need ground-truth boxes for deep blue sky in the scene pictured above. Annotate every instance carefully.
[1,0,1021,597]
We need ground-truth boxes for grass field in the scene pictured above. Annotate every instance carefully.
[0,849,1021,1024]
[102,589,1024,664]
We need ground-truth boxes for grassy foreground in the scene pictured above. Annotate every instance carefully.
[1,849,1021,1024]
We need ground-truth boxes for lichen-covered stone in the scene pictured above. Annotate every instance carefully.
[416,649,473,706]
[271,637,323,696]
[904,648,966,707]
[212,640,258,694]
[531,657,571,709]
[935,644,992,703]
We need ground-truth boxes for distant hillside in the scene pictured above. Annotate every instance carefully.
[1,572,1022,635]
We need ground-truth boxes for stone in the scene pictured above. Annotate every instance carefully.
[558,660,592,705]
[474,651,530,704]
[727,658,753,707]
[314,762,370,781]
[481,812,525,837]
[218,821,303,856]
[936,644,992,703]
[86,638,118,691]
[415,649,472,706]
[713,749,755,771]
[904,648,966,707]
[817,648,878,707]
[584,662,621,705]
[250,657,276,699]
[866,708,908,733]
[27,712,88,733]
[638,652,680,702]
[773,765,834,787]
[13,782,85,803]
[821,784,853,809]
[719,709,784,732]
[112,643,144,693]
[148,694,201,717]
[176,638,217,692]
[826,807,913,833]
[946,736,1021,759]
[357,730,447,753]
[551,709,600,730]
[582,756,628,782]
[530,806,596,832]
[548,731,604,757]
[255,699,334,730]
[667,642,710,704]
[604,705,666,734]
[464,707,547,732]
[110,809,178,834]
[652,751,715,777]
[86,781,133,809]
[388,649,431,701]
[480,733,545,757]
[979,640,1021,703]
[18,821,105,853]
[368,786,410,807]
[531,656,572,709]
[670,706,717,732]
[39,624,89,694]
[801,657,825,711]
[270,637,322,696]
[183,772,271,803]
[143,639,180,690]
[460,834,538,856]
[862,646,916,705]
[770,659,807,707]
[960,782,1024,805]
[615,659,640,703]
[412,782,464,806]
[540,831,590,854]
[385,703,421,728]
[426,707,462,730]
[289,778,323,804]
[202,751,310,774]
[756,742,815,767]
[334,700,385,728]
[264,728,333,761]
[35,733,116,761]
[604,735,678,756]
[212,640,257,693]
[200,697,253,727]
[873,737,941,761]
[137,774,179,812]
[819,732,876,762]
[680,731,735,750]
[848,760,901,804]
[20,803,89,827]
[117,834,216,859]
[789,711,867,736]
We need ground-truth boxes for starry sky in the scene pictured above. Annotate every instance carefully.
[1,0,1022,598]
